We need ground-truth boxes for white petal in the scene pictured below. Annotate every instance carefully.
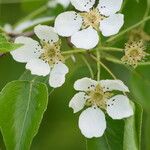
[57,0,70,7]
[100,14,124,37]
[107,95,133,119]
[26,58,50,76]
[49,62,69,88]
[48,0,70,8]
[15,17,54,33]
[71,27,99,49]
[79,107,106,138]
[4,24,13,33]
[98,0,123,16]
[69,92,87,113]
[74,77,97,91]
[14,21,33,33]
[48,1,58,8]
[34,25,59,43]
[54,11,82,37]
[10,36,42,63]
[100,80,129,92]
[71,0,95,12]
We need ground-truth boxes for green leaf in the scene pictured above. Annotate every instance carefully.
[19,70,48,83]
[0,33,22,53]
[87,101,142,150]
[0,80,48,150]
[130,66,150,149]
[0,34,7,42]
[123,102,143,150]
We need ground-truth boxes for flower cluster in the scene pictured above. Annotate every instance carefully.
[10,0,134,139]
[54,0,124,49]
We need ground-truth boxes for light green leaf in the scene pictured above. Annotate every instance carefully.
[130,66,150,149]
[0,33,22,53]
[123,102,143,150]
[87,101,142,150]
[0,80,48,150]
[0,34,7,42]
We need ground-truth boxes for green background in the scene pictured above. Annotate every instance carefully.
[0,0,150,149]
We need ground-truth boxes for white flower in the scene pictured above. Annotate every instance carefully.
[54,0,124,50]
[48,0,70,8]
[11,25,69,88]
[69,77,133,138]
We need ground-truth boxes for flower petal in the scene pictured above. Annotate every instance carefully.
[69,92,87,113]
[100,80,129,92]
[106,95,134,119]
[100,14,124,37]
[71,27,99,49]
[48,0,70,8]
[71,0,95,12]
[14,21,33,33]
[79,107,106,138]
[10,36,42,63]
[34,25,59,43]
[98,0,123,16]
[74,77,97,91]
[4,24,13,33]
[57,0,70,7]
[49,62,69,88]
[26,58,50,76]
[54,11,82,37]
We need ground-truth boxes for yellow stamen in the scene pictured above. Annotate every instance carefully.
[39,40,64,65]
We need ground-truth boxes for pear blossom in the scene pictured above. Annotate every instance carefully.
[48,0,70,8]
[54,0,124,50]
[11,25,69,88]
[69,77,133,138]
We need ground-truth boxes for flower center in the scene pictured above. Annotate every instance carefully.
[39,40,64,65]
[129,49,139,57]
[86,84,112,109]
[121,40,146,67]
[80,8,105,30]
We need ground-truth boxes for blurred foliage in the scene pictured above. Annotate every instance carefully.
[0,0,150,150]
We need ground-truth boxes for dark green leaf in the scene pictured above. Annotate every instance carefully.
[0,80,48,150]
[19,70,48,83]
